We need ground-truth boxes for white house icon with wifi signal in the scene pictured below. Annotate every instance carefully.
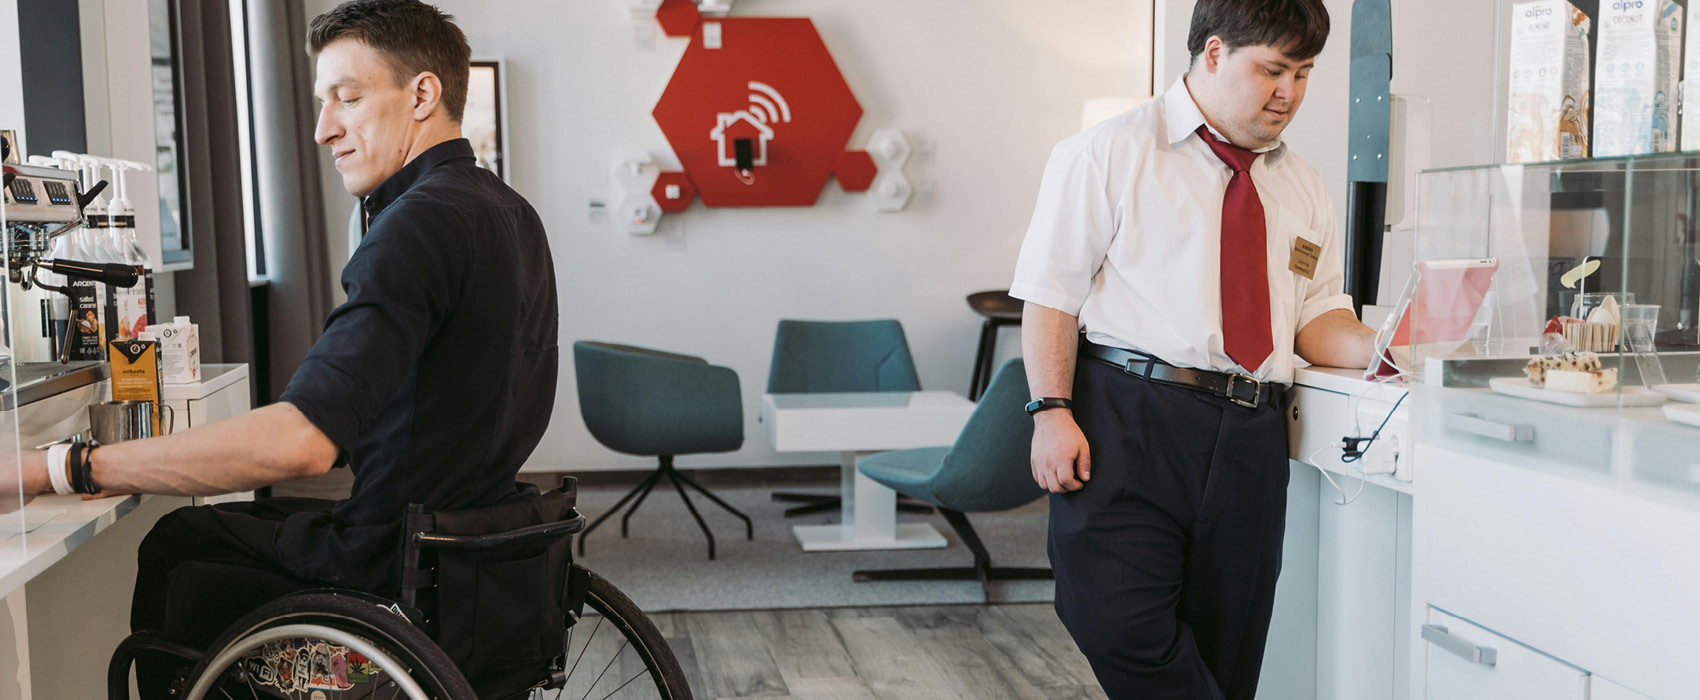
[711,81,791,168]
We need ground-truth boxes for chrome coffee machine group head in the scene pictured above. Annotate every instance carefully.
[2,161,140,292]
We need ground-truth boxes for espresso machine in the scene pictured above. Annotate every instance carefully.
[2,148,140,409]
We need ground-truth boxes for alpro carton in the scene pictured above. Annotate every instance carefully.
[1594,0,1683,156]
[1683,2,1700,149]
[1508,1,1593,162]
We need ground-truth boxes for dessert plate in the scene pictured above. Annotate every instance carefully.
[1653,383,1700,404]
[1663,403,1700,428]
[1488,377,1667,407]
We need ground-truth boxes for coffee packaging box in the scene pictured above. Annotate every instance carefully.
[1594,0,1683,156]
[1508,1,1593,162]
[108,338,164,427]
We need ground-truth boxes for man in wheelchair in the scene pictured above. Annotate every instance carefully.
[9,1,645,697]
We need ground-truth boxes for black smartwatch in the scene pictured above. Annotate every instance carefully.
[1024,397,1075,415]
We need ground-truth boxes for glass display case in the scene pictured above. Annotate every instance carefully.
[1,167,32,550]
[1,159,116,552]
[1408,154,1700,396]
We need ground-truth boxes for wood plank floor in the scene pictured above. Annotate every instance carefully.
[647,603,1108,700]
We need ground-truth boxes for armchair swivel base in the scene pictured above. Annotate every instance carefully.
[578,456,752,560]
[851,508,1051,601]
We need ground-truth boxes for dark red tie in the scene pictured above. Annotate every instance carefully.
[1196,125,1272,372]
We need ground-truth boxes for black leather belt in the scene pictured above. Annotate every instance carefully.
[1080,341,1283,409]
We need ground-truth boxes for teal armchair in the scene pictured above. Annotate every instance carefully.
[852,358,1052,599]
[573,341,751,559]
[764,319,931,518]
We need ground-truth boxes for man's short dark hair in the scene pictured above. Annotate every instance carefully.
[307,0,471,122]
[1187,0,1331,65]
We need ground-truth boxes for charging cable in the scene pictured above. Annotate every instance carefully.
[1340,390,1409,464]
[1305,441,1368,506]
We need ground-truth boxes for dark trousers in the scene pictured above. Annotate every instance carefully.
[1050,359,1289,700]
[131,498,334,699]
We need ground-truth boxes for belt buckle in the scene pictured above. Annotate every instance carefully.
[1227,373,1261,408]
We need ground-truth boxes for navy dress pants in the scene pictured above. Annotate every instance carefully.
[1050,358,1289,700]
[132,498,335,699]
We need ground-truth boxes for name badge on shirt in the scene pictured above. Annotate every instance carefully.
[1289,236,1321,280]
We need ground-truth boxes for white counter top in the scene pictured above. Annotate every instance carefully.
[1293,365,1408,402]
[161,363,248,402]
[0,494,180,600]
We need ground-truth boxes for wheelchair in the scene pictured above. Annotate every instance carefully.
[108,478,691,700]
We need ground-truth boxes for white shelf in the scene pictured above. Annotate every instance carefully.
[160,363,247,401]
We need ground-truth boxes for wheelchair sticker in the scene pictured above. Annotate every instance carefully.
[243,640,362,693]
[307,642,336,689]
[345,651,379,684]
[292,644,310,691]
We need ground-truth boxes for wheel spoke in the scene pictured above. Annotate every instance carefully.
[579,639,628,700]
[592,668,650,700]
[563,616,604,683]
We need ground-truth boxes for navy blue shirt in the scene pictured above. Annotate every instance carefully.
[277,138,558,593]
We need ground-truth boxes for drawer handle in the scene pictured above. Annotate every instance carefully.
[1445,412,1534,443]
[1422,624,1498,666]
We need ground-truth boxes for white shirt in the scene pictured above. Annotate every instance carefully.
[1010,76,1351,385]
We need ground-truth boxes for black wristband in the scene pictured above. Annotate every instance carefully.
[1024,397,1075,415]
[79,445,99,496]
[67,442,87,495]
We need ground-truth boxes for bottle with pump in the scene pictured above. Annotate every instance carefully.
[110,159,156,337]
[101,158,152,342]
[62,153,110,360]
[84,157,130,350]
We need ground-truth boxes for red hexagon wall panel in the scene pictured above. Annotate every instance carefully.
[651,17,867,207]
[831,150,876,192]
[655,0,701,38]
[651,171,697,212]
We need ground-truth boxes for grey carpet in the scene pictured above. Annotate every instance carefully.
[572,478,1057,613]
[273,468,1058,613]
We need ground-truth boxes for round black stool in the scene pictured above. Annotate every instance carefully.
[967,290,1023,401]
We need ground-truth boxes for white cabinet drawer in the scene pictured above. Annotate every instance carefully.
[1415,386,1615,477]
[1422,445,1700,698]
[1591,675,1656,700]
[1424,609,1587,700]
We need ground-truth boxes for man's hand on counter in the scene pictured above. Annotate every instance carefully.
[1296,308,1378,370]
[13,447,126,500]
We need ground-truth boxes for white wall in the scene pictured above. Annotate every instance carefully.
[302,0,1154,471]
[0,0,21,147]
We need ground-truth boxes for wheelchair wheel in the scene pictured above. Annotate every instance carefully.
[183,591,476,700]
[547,568,691,700]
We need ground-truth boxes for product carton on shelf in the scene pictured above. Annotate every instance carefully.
[1683,3,1700,150]
[1507,0,1592,163]
[145,316,201,385]
[1594,0,1683,157]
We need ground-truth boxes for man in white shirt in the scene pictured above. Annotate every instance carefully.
[1011,1,1375,697]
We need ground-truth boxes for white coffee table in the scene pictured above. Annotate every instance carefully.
[761,391,976,551]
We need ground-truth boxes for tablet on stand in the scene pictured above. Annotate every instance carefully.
[1366,258,1500,380]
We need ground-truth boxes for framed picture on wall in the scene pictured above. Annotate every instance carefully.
[467,59,509,181]
[1,130,18,164]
